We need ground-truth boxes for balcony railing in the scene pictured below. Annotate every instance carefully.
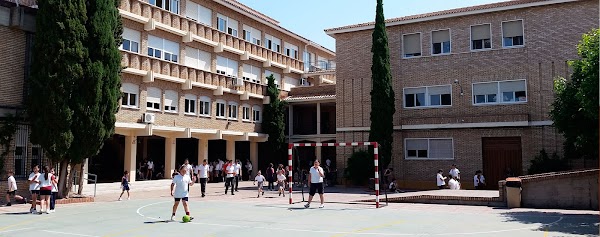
[120,0,304,72]
[306,60,336,72]
[121,51,266,95]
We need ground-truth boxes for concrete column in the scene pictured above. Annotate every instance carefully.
[315,146,322,163]
[288,105,294,136]
[250,141,258,177]
[198,138,208,165]
[226,139,235,161]
[165,137,176,178]
[316,102,321,135]
[124,135,137,183]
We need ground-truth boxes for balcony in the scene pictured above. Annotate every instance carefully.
[306,60,336,72]
[119,0,304,73]
[120,50,266,96]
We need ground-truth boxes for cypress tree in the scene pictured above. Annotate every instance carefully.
[369,0,395,168]
[263,74,287,163]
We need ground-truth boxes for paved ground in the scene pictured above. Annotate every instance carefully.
[0,181,597,237]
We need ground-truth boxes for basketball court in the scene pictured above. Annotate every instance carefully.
[0,182,597,237]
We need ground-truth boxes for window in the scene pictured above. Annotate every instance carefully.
[31,145,44,172]
[403,33,421,58]
[284,42,299,59]
[242,64,261,84]
[405,138,454,160]
[121,28,140,53]
[404,85,451,108]
[264,34,281,53]
[199,96,211,116]
[148,35,179,63]
[217,14,237,37]
[431,29,450,55]
[146,87,161,111]
[264,70,281,88]
[241,104,251,121]
[184,94,196,115]
[216,56,238,77]
[149,0,179,14]
[164,90,178,113]
[185,1,211,26]
[121,83,139,108]
[252,105,261,123]
[471,24,492,50]
[13,125,28,177]
[283,76,299,91]
[243,25,262,45]
[473,80,527,105]
[303,51,311,71]
[502,20,524,47]
[227,102,238,120]
[185,47,211,71]
[215,100,226,118]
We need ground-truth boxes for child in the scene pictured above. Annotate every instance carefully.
[448,177,460,190]
[38,166,54,214]
[119,171,130,201]
[277,170,286,197]
[171,165,196,221]
[474,170,486,190]
[28,165,40,214]
[436,169,447,189]
[253,171,265,198]
[49,168,58,213]
[5,170,25,206]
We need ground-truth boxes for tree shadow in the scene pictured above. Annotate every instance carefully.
[501,211,599,236]
[3,212,32,215]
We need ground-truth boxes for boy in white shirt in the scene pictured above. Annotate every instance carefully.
[449,164,460,181]
[436,169,447,189]
[28,165,41,214]
[474,170,486,190]
[5,170,24,206]
[253,171,265,198]
[304,160,325,208]
[197,159,209,197]
[170,165,196,221]
[277,170,286,197]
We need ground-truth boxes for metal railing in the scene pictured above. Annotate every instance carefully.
[305,60,336,72]
[73,171,98,197]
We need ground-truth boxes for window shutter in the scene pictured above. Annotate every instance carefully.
[146,87,161,104]
[429,139,453,159]
[473,82,498,95]
[403,33,421,55]
[406,139,428,150]
[185,1,198,21]
[404,87,426,95]
[471,24,491,40]
[427,85,451,95]
[432,30,450,43]
[500,80,526,93]
[502,20,523,38]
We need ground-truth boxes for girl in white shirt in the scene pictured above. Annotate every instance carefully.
[38,166,54,214]
[28,165,40,214]
[277,170,286,197]
[253,171,265,198]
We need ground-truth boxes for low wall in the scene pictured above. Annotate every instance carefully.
[518,169,598,210]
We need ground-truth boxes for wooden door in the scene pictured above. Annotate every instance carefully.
[482,137,522,190]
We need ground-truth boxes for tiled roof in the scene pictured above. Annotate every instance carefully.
[325,0,562,33]
[284,94,336,102]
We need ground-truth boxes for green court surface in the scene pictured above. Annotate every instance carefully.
[0,196,597,237]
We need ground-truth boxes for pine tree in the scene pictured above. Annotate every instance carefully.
[369,0,395,168]
[262,74,286,163]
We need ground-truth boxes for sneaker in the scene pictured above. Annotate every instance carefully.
[50,209,55,213]
[170,215,175,221]
[304,203,310,208]
[6,203,11,206]
[118,198,122,201]
[257,194,260,198]
[201,194,205,197]
[127,197,130,200]
[319,204,325,208]
[231,193,235,195]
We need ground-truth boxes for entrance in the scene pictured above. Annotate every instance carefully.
[482,137,522,190]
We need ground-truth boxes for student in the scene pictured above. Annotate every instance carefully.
[197,159,209,197]
[245,160,253,181]
[38,166,54,214]
[5,170,25,206]
[436,169,447,189]
[448,177,460,190]
[304,160,325,208]
[224,160,236,195]
[234,160,242,192]
[474,170,486,190]
[277,170,286,197]
[49,168,58,213]
[449,164,461,181]
[146,159,154,180]
[171,165,196,221]
[253,171,265,198]
[119,171,130,201]
[388,179,398,193]
[28,165,40,214]
[266,163,275,191]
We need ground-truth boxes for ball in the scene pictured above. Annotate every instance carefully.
[182,215,191,223]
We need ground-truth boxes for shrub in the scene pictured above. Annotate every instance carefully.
[528,149,570,175]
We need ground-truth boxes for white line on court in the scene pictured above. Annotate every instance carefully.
[42,230,100,237]
[0,227,34,234]
[136,201,566,236]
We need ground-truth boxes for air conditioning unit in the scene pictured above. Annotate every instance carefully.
[234,77,244,87]
[142,113,155,124]
[300,78,308,86]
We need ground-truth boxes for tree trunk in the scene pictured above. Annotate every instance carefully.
[57,160,69,199]
[77,159,86,194]
[63,164,76,198]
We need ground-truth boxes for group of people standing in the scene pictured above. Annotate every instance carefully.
[6,165,60,214]
[436,164,486,190]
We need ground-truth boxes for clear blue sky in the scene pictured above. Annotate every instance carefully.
[237,0,503,51]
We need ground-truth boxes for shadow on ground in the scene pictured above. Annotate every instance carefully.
[501,211,599,236]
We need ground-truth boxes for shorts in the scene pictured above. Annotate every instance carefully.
[174,197,189,202]
[39,190,52,195]
[6,190,15,195]
[122,184,130,191]
[257,181,263,189]
[30,190,40,195]
[309,183,324,196]
[277,181,285,189]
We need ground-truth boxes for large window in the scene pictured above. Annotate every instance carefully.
[405,138,454,160]
[283,76,299,91]
[199,96,211,116]
[121,83,139,108]
[228,102,238,120]
[216,56,238,77]
[185,47,211,71]
[242,64,261,84]
[265,70,281,89]
[264,34,281,53]
[431,29,450,55]
[185,1,211,26]
[471,24,492,50]
[473,80,527,105]
[284,42,298,59]
[148,35,179,63]
[13,125,28,177]
[404,85,452,108]
[164,90,178,113]
[252,105,261,123]
[215,100,226,118]
[149,0,179,14]
[502,20,524,47]
[121,28,140,53]
[243,25,261,45]
[184,94,196,115]
[403,33,421,58]
[241,104,251,121]
[146,87,161,111]
[217,14,238,37]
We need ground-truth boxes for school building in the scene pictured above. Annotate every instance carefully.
[325,0,598,189]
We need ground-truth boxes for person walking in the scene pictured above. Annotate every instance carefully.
[146,159,154,180]
[38,166,54,214]
[170,165,196,221]
[234,160,242,192]
[5,170,25,206]
[253,171,265,198]
[277,170,286,197]
[49,168,58,213]
[474,170,486,190]
[266,163,275,191]
[245,160,253,181]
[197,159,209,197]
[436,169,447,189]
[304,160,325,208]
[119,171,131,201]
[224,160,236,195]
[28,165,40,214]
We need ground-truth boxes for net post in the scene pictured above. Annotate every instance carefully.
[288,143,293,204]
[373,142,380,208]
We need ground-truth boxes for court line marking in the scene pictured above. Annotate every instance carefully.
[0,214,52,231]
[42,230,100,237]
[0,227,34,234]
[136,200,565,236]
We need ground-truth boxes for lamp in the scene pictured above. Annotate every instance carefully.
[454,79,464,96]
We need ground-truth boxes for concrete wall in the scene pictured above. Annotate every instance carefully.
[519,169,599,210]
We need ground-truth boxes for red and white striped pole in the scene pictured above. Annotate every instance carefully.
[288,143,293,204]
[373,143,380,208]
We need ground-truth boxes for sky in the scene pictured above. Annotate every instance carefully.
[236,0,504,51]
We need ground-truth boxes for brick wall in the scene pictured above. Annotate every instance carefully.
[0,26,26,107]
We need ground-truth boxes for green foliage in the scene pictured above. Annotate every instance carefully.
[343,150,374,185]
[262,74,287,160]
[369,0,395,168]
[528,149,569,175]
[0,114,20,175]
[550,28,599,161]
